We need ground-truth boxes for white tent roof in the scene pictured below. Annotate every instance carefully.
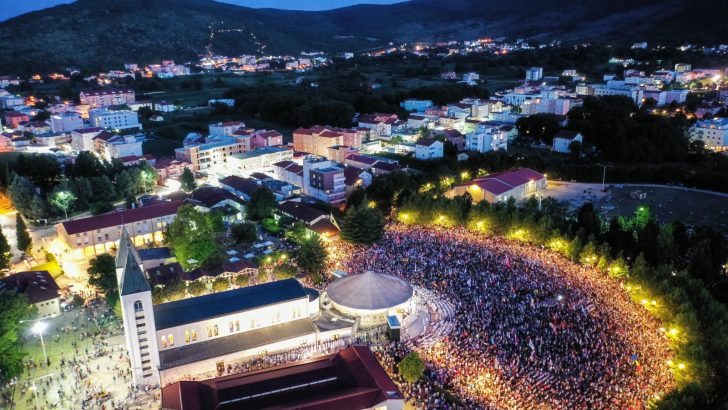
[326,271,413,311]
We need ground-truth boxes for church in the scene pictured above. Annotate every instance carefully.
[115,229,353,386]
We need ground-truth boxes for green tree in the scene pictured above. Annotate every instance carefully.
[234,274,250,288]
[187,280,207,296]
[165,204,220,270]
[211,277,230,293]
[8,175,36,216]
[0,292,35,383]
[0,228,11,270]
[50,189,76,219]
[88,254,118,305]
[231,222,257,245]
[273,264,296,281]
[248,187,276,220]
[139,162,158,194]
[398,351,425,383]
[15,213,31,253]
[297,236,327,283]
[340,204,385,246]
[180,167,196,193]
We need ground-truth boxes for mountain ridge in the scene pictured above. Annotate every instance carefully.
[0,0,726,73]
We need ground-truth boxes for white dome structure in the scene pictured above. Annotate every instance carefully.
[325,271,413,326]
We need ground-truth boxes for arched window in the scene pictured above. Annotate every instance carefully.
[134,300,143,312]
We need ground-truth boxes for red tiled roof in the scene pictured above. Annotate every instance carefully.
[161,346,401,410]
[0,270,60,304]
[60,200,184,235]
[344,166,365,185]
[468,168,545,195]
[220,176,260,197]
[416,137,441,147]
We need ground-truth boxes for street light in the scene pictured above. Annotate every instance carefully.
[31,373,55,410]
[31,321,49,366]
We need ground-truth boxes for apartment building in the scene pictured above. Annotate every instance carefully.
[79,89,136,108]
[302,156,346,204]
[56,200,185,257]
[293,126,363,157]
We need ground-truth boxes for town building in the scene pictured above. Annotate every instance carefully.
[94,132,144,161]
[56,200,185,257]
[4,111,29,129]
[71,127,104,152]
[226,147,293,175]
[446,168,547,203]
[79,89,136,108]
[175,136,246,173]
[277,200,340,238]
[526,67,543,82]
[272,160,304,188]
[302,156,346,204]
[89,108,141,131]
[400,99,434,112]
[688,117,728,151]
[50,112,84,133]
[415,138,444,160]
[160,346,404,410]
[466,123,509,153]
[552,130,583,153]
[293,126,363,157]
[0,271,61,318]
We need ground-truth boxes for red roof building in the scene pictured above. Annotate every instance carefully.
[161,346,403,410]
[447,168,547,204]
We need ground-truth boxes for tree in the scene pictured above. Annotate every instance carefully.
[340,204,385,246]
[231,222,257,245]
[0,292,35,383]
[180,167,196,193]
[297,236,327,282]
[398,351,425,383]
[8,175,36,217]
[165,204,220,270]
[187,280,207,296]
[0,228,11,270]
[70,151,107,178]
[211,277,229,293]
[15,213,31,253]
[247,187,276,220]
[234,274,250,288]
[88,254,118,304]
[139,162,158,194]
[50,189,76,219]
[273,264,296,281]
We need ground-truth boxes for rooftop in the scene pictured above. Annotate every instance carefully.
[60,200,184,235]
[0,270,60,304]
[161,346,402,410]
[153,279,308,330]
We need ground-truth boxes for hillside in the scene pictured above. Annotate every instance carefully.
[0,0,727,73]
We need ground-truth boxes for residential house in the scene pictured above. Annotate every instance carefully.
[4,111,29,129]
[552,130,583,153]
[71,127,104,152]
[277,200,340,239]
[94,132,144,161]
[89,108,141,130]
[0,271,61,318]
[688,117,728,151]
[272,161,304,188]
[51,112,84,133]
[466,123,508,153]
[447,168,547,203]
[415,138,444,160]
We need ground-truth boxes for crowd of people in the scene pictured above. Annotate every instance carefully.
[331,224,676,409]
[2,300,157,410]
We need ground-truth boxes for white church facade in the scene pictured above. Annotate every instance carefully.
[115,229,352,386]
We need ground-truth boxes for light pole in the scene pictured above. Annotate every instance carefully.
[30,373,54,410]
[598,164,612,192]
[31,321,49,366]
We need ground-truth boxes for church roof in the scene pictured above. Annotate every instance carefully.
[157,319,317,370]
[326,271,413,311]
[120,248,151,296]
[153,279,307,330]
[115,228,141,268]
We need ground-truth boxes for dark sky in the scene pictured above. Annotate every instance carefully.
[0,0,404,22]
